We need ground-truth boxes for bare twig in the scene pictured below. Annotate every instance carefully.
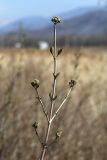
[36,89,49,123]
[34,128,44,147]
[51,88,72,122]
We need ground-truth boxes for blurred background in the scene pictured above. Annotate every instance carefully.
[0,0,107,160]
[0,0,107,48]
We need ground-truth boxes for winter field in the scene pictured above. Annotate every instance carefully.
[0,47,107,160]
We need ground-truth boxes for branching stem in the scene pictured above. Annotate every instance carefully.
[36,89,49,123]
[51,88,72,122]
[31,17,75,160]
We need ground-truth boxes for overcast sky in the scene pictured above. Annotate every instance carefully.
[0,0,99,25]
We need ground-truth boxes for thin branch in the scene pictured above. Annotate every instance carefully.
[34,128,44,147]
[49,23,57,119]
[36,89,49,123]
[51,88,72,122]
[39,22,58,160]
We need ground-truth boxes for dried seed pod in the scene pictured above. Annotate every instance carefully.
[31,79,40,89]
[32,121,39,129]
[51,16,61,24]
[69,80,76,88]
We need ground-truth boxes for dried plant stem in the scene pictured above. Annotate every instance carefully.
[51,88,72,122]
[34,128,43,146]
[31,17,76,160]
[36,89,49,123]
[39,24,57,160]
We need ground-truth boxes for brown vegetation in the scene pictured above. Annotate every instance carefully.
[0,47,107,160]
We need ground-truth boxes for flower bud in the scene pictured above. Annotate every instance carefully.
[50,47,54,55]
[69,80,76,88]
[51,16,61,24]
[31,79,40,89]
[57,48,63,57]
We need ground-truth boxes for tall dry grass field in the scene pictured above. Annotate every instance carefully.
[0,47,107,160]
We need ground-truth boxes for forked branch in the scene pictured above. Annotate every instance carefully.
[31,16,77,160]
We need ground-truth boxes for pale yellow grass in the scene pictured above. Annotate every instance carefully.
[0,47,107,160]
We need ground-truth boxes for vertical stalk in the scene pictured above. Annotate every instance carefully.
[50,24,57,120]
[39,24,57,160]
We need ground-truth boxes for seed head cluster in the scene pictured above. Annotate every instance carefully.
[51,16,61,24]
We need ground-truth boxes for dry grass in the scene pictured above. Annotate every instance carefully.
[0,47,107,160]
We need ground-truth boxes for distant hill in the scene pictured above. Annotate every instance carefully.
[0,5,107,35]
[58,6,104,20]
[1,5,107,45]
[61,9,107,36]
[30,9,107,38]
[0,16,50,34]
